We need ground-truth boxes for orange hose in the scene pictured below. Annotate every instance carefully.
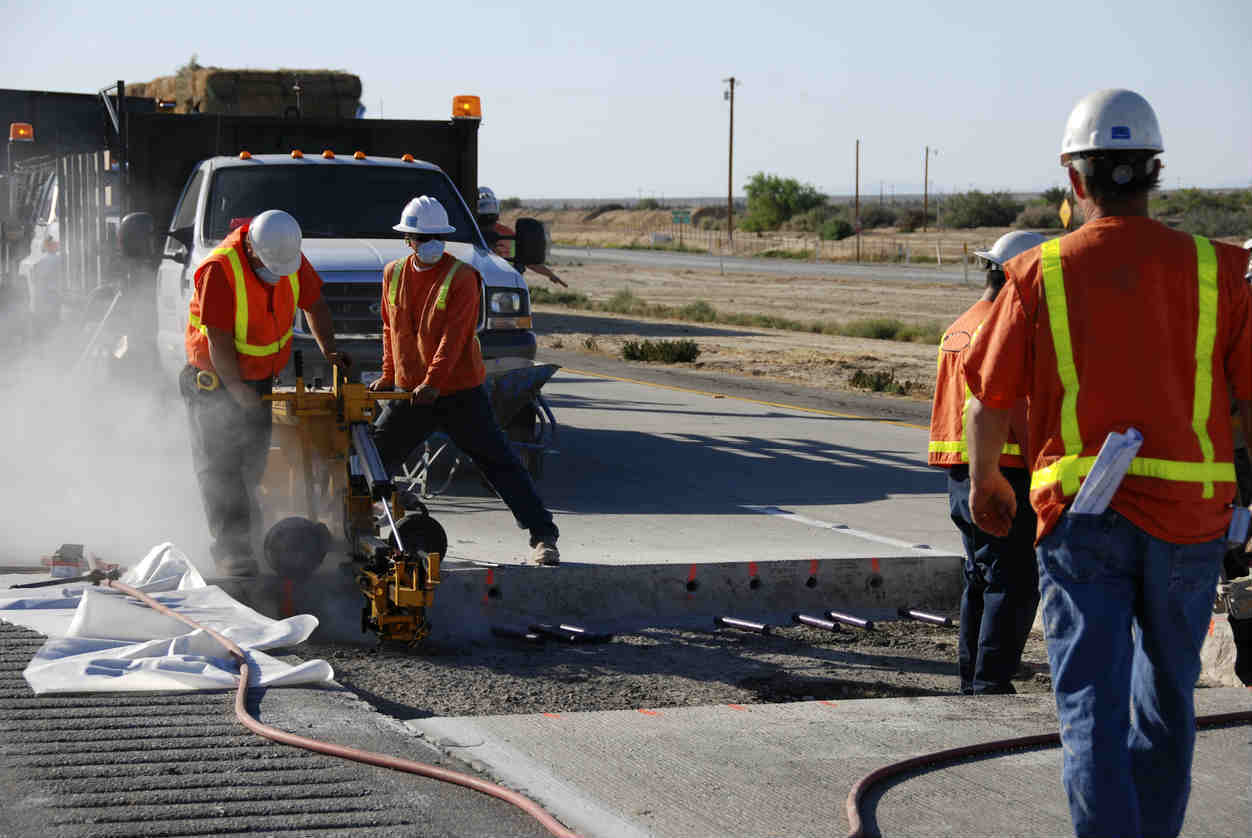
[105,579,579,838]
[843,708,1252,838]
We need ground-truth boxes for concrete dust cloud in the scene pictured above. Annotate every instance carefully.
[0,352,211,572]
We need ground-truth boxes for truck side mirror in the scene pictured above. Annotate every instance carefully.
[513,217,547,266]
[119,212,156,260]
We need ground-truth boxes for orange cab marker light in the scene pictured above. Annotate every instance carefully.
[353,150,366,160]
[291,149,304,159]
[9,122,34,142]
[401,153,415,163]
[322,149,335,159]
[452,95,482,119]
[238,150,252,160]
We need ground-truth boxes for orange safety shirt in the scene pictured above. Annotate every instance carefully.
[379,252,486,393]
[964,216,1252,544]
[928,299,1025,469]
[491,221,515,260]
[185,225,323,380]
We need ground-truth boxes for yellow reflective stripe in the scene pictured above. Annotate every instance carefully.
[387,260,403,309]
[1031,454,1233,492]
[928,440,1021,458]
[1192,235,1218,498]
[221,247,250,343]
[1040,238,1082,496]
[435,260,462,311]
[288,271,300,310]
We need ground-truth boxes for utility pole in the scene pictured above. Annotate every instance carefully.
[923,146,929,233]
[854,139,861,262]
[723,76,737,247]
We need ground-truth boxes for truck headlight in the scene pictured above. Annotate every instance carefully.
[489,290,522,314]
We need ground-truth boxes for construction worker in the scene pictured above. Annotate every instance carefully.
[369,195,561,566]
[477,186,568,287]
[930,230,1047,695]
[181,209,346,577]
[963,89,1252,837]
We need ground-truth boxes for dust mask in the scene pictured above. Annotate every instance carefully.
[254,264,283,284]
[416,240,445,264]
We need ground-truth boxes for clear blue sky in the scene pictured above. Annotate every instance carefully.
[4,0,1249,199]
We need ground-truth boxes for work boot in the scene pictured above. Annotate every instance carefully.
[530,541,560,567]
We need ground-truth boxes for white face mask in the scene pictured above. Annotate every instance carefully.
[416,240,445,264]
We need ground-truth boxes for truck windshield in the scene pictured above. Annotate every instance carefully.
[203,165,481,244]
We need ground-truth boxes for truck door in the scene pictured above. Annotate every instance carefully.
[156,167,205,374]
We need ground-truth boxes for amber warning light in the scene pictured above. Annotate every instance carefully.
[452,95,481,119]
[9,122,34,142]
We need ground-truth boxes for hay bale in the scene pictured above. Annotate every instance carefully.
[127,67,362,117]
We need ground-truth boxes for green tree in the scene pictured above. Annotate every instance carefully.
[942,191,1025,228]
[1041,186,1067,206]
[741,173,825,231]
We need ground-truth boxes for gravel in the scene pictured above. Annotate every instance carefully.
[295,618,1054,720]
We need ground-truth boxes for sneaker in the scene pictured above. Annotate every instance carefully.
[530,541,560,566]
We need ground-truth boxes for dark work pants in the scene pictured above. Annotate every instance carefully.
[179,365,273,569]
[948,465,1040,694]
[373,384,558,546]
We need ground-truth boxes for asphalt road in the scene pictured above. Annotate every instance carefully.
[549,245,970,282]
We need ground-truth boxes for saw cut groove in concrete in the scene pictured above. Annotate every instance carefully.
[742,504,941,552]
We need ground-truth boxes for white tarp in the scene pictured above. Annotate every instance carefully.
[0,543,334,694]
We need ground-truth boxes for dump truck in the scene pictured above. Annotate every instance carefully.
[0,81,545,388]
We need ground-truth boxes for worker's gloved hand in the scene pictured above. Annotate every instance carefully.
[367,377,394,393]
[412,384,440,405]
[326,351,352,370]
[970,472,1016,537]
[549,274,569,288]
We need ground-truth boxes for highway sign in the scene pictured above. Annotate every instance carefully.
[671,210,692,225]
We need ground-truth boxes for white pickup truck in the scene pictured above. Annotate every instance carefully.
[155,151,539,385]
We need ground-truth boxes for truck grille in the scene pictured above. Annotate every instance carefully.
[319,281,381,338]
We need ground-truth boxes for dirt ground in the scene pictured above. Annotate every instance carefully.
[529,256,983,402]
[302,619,1053,719]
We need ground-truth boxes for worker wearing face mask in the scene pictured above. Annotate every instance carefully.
[182,209,345,577]
[370,196,561,566]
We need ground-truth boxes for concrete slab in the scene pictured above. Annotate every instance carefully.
[409,689,1252,838]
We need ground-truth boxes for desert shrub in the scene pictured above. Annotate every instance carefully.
[856,204,896,228]
[894,207,928,232]
[622,339,700,363]
[637,197,662,210]
[1176,206,1252,237]
[942,191,1025,229]
[501,196,523,211]
[583,203,625,221]
[692,206,728,226]
[820,219,854,241]
[679,300,718,322]
[1014,202,1065,229]
[529,286,591,307]
[849,368,919,395]
[1041,187,1067,206]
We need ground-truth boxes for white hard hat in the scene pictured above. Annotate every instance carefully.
[247,210,302,276]
[1060,89,1163,162]
[974,231,1049,268]
[393,195,456,235]
[477,186,500,216]
[1243,238,1252,251]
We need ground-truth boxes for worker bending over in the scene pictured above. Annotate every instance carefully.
[477,186,568,287]
[964,89,1252,837]
[182,210,345,577]
[369,196,561,566]
[930,230,1046,694]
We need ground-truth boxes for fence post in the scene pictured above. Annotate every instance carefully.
[936,241,942,267]
[963,243,969,284]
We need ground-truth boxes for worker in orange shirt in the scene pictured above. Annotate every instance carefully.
[182,210,346,577]
[476,186,568,287]
[369,196,560,566]
[963,89,1252,837]
[930,230,1046,695]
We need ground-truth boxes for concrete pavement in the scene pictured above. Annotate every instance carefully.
[410,688,1252,838]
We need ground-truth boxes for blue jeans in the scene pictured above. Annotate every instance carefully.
[948,466,1040,693]
[373,385,558,546]
[1037,509,1221,837]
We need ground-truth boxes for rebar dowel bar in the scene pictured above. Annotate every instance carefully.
[103,579,579,838]
[826,610,875,630]
[792,613,842,633]
[897,607,953,627]
[715,616,772,635]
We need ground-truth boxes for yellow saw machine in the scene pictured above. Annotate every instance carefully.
[262,355,446,646]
